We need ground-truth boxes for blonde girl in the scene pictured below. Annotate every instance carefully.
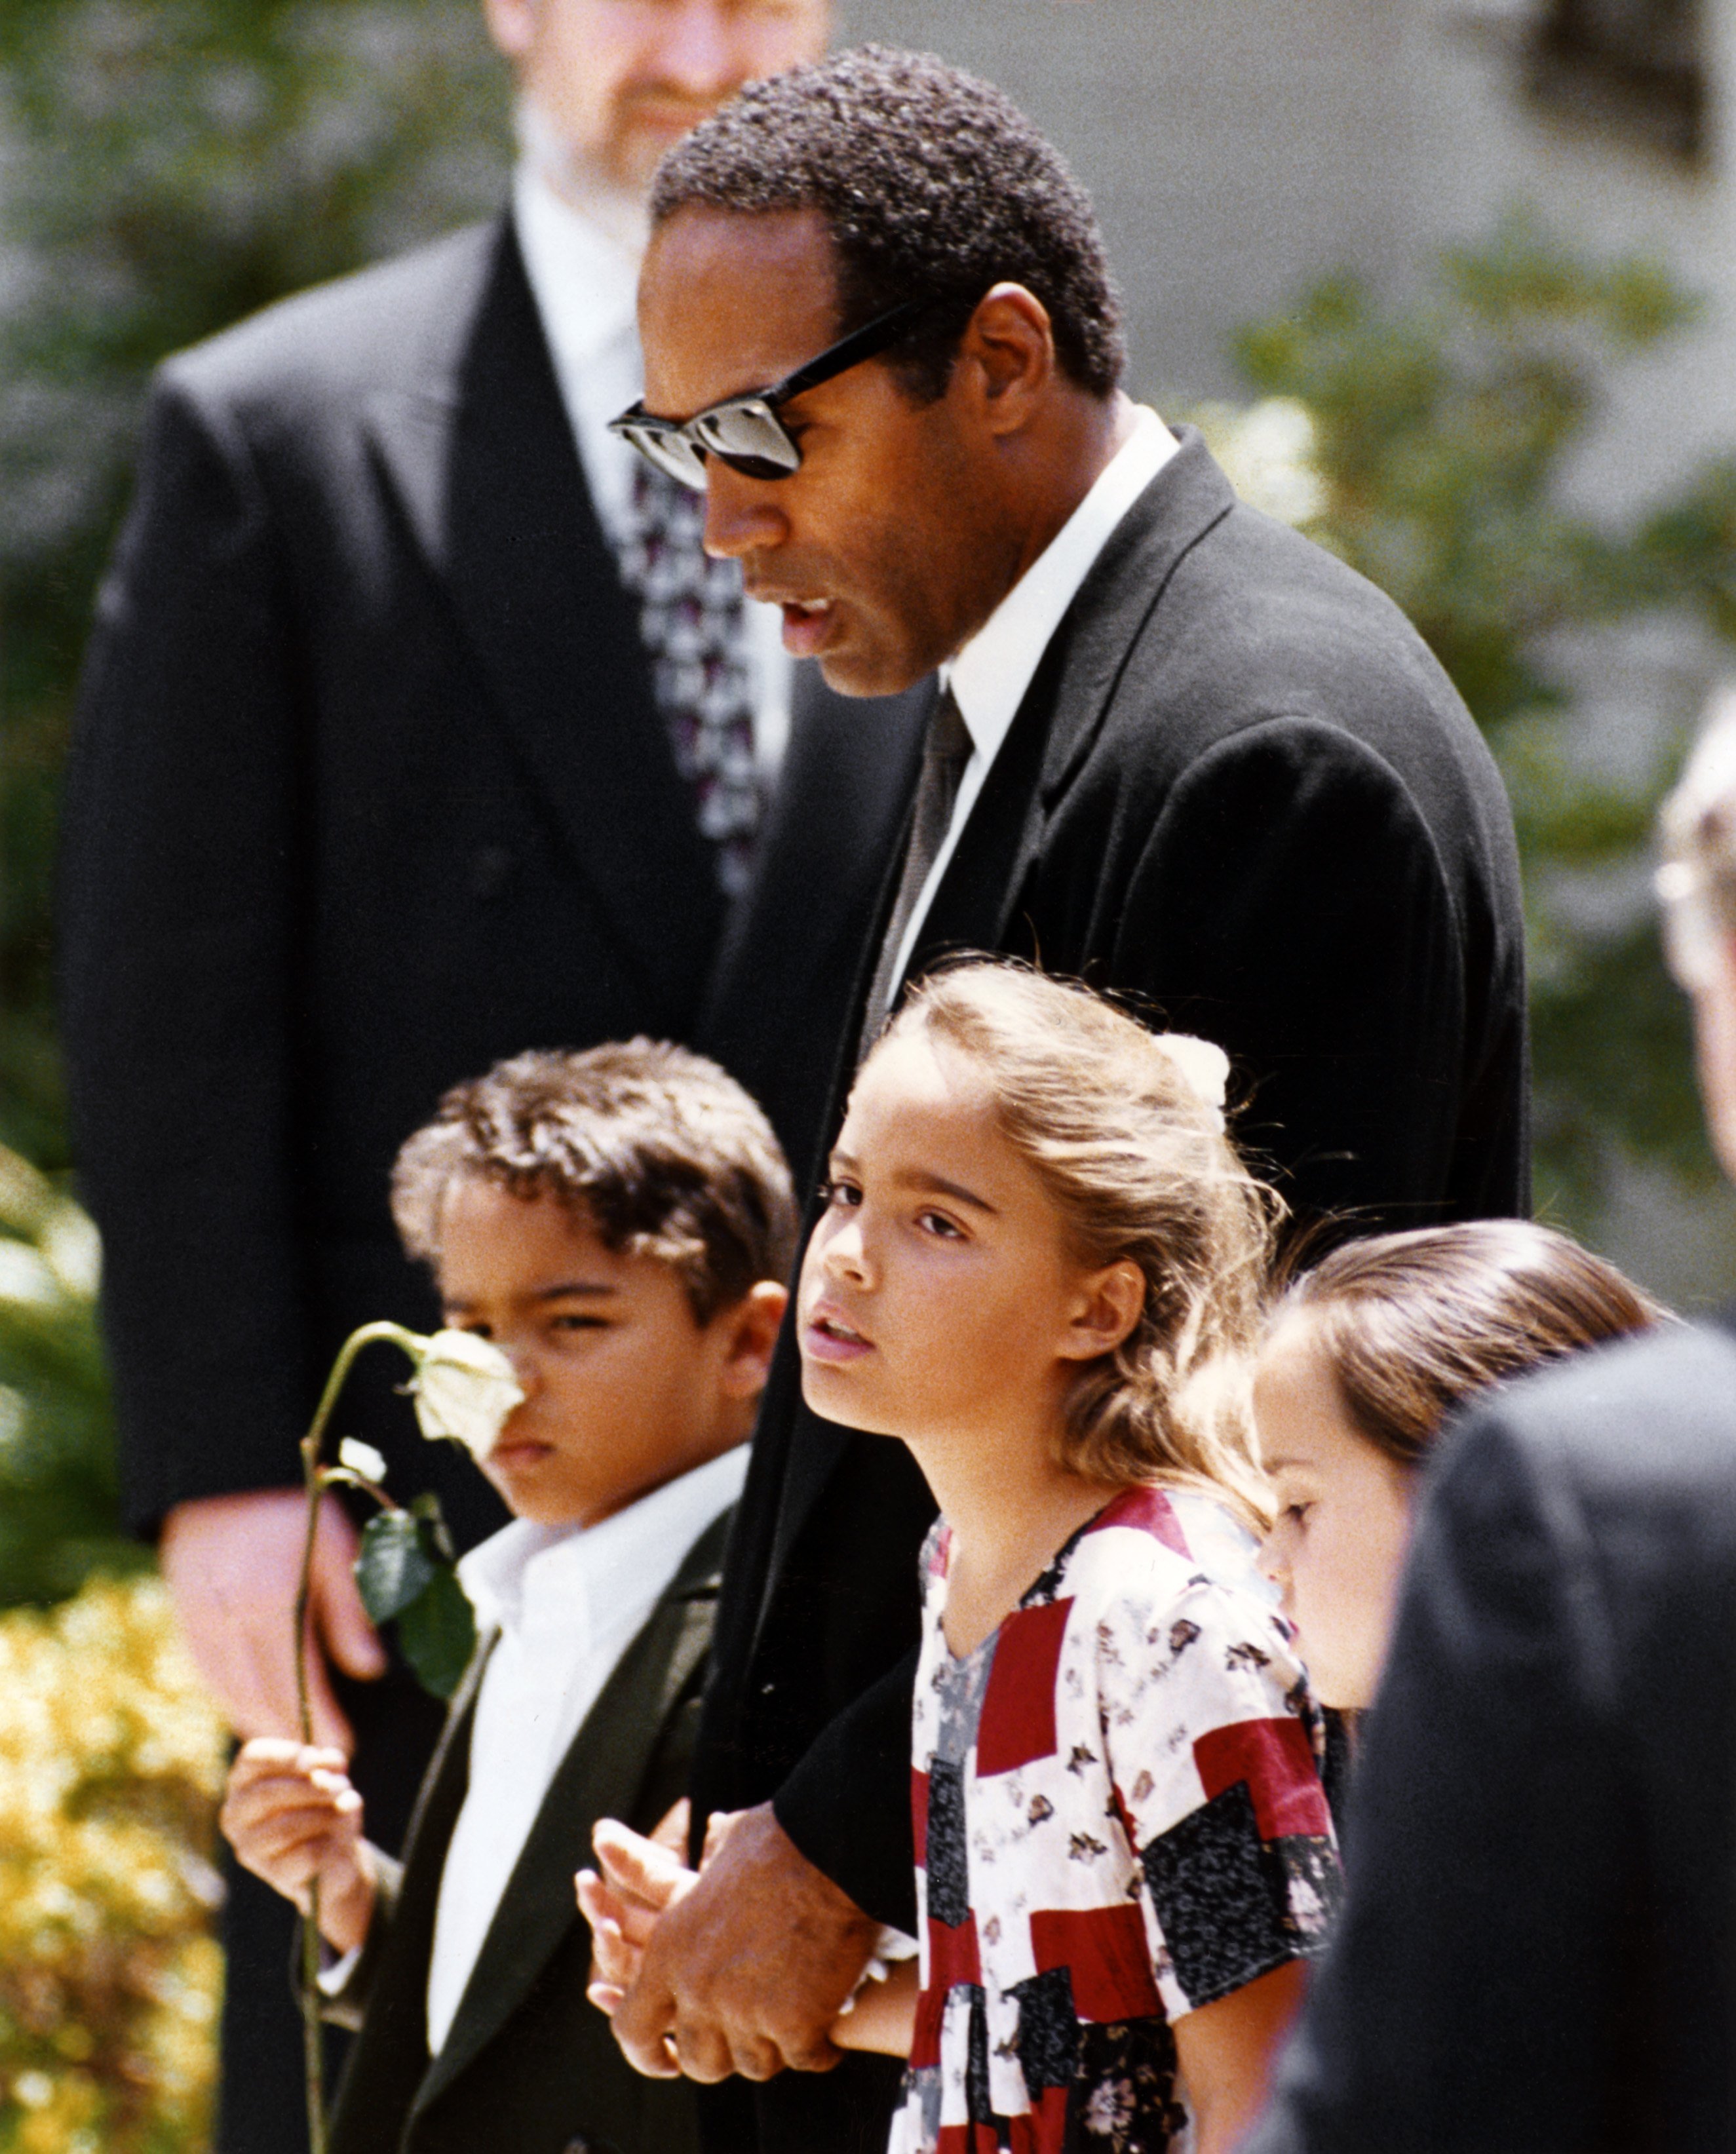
[801,961,1339,2154]
[1256,1220,1667,1717]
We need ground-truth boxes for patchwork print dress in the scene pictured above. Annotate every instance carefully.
[890,1485,1340,2154]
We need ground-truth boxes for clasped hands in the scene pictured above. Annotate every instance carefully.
[576,1799,885,2084]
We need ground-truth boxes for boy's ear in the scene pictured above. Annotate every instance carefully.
[718,1280,790,1398]
[1056,1258,1145,1364]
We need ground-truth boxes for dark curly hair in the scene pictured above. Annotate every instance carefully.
[650,45,1125,402]
[391,1041,797,1324]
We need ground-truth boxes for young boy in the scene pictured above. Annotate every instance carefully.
[219,1041,794,2154]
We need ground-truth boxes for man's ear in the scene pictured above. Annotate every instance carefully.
[1056,1258,1145,1365]
[718,1280,790,1398]
[955,282,1057,438]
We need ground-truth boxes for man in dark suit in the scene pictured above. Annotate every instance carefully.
[54,5,932,2148]
[1241,693,1736,2154]
[587,48,1530,2152]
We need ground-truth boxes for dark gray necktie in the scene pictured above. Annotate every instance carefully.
[858,685,973,1061]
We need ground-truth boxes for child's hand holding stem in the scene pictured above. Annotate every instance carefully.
[221,1739,379,1957]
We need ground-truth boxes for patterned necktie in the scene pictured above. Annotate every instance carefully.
[859,685,973,1062]
[615,460,762,896]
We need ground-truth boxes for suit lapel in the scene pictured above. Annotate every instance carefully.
[921,431,1238,964]
[761,435,1239,1601]
[364,215,723,1005]
[410,1510,730,2117]
[326,1637,495,2154]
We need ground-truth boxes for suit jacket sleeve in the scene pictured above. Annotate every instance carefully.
[1245,1403,1624,2154]
[771,1646,921,1934]
[311,1848,405,2033]
[1121,714,1476,1230]
[59,367,312,1529]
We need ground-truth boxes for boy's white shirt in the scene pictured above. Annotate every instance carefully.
[423,1441,749,2056]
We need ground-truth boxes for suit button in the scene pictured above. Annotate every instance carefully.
[471,844,516,898]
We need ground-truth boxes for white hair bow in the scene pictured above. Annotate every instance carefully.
[1156,1033,1230,1131]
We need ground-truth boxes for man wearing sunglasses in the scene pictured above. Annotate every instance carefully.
[584,45,1531,2154]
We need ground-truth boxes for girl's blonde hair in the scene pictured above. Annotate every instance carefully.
[878,960,1279,1523]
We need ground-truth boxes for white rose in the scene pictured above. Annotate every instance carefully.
[409,1330,525,1459]
[337,1437,389,1484]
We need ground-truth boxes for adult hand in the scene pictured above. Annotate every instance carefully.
[606,1801,880,2085]
[220,1738,378,1955]
[160,1488,388,1750]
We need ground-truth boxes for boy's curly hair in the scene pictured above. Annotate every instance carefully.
[391,1041,796,1323]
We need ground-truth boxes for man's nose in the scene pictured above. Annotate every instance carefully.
[702,461,786,561]
[649,0,740,99]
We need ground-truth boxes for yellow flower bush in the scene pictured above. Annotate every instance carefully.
[0,1574,226,2153]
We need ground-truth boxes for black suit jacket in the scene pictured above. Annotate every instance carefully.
[1245,1315,1736,2154]
[693,435,1530,2152]
[322,1507,731,2154]
[57,213,925,1548]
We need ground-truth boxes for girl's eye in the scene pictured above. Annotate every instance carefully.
[1283,1501,1312,1526]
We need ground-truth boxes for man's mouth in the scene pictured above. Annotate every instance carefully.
[779,598,836,657]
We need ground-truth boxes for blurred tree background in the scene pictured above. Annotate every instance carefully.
[1227,218,1736,1226]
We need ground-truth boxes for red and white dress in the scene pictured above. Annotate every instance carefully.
[891,1486,1340,2154]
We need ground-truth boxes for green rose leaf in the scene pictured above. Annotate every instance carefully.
[394,1566,477,1701]
[353,1501,477,1701]
[354,1509,440,1624]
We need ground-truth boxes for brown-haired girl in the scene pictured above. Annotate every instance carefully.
[1256,1220,1668,1714]
[798,961,1340,2154]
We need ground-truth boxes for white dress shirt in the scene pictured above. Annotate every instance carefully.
[424,1443,749,2055]
[511,163,792,782]
[885,408,1180,990]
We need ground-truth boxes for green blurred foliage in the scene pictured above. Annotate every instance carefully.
[0,0,512,1170]
[1237,213,1736,1227]
[0,1145,142,1604]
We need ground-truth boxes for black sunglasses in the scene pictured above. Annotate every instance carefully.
[608,298,929,491]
